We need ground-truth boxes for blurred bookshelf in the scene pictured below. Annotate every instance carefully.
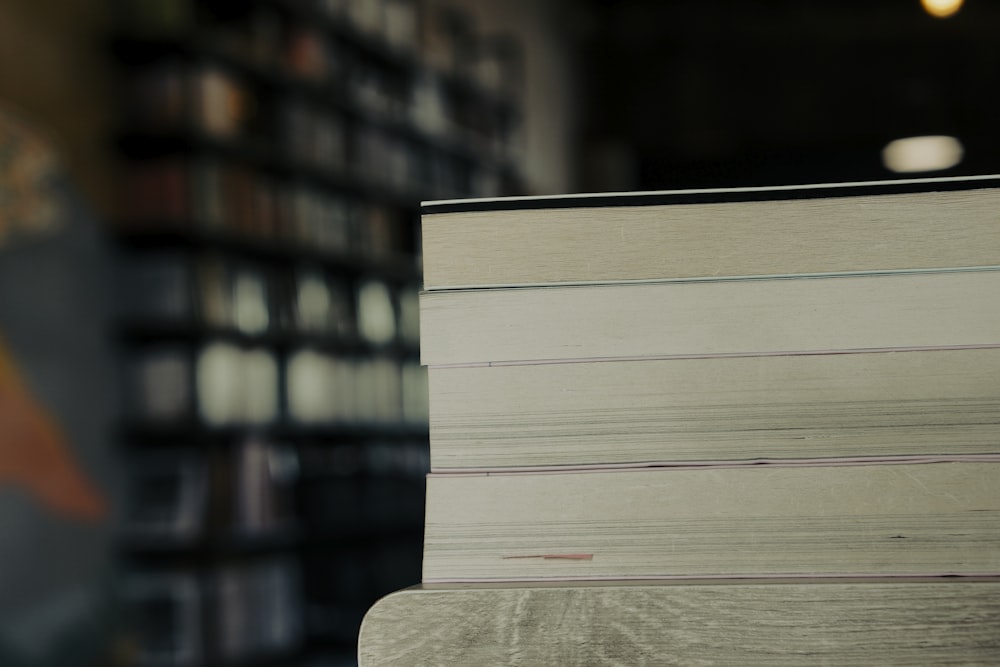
[108,0,523,665]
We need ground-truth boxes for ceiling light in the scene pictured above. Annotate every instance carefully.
[921,0,964,18]
[882,135,964,173]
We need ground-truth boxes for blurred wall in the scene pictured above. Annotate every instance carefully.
[578,1,1000,190]
[0,0,115,215]
[460,0,583,194]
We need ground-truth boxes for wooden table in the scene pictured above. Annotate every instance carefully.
[359,578,1000,665]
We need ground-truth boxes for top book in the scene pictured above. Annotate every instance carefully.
[420,175,1000,290]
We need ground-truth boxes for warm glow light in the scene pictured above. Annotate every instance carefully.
[921,0,963,18]
[882,135,964,173]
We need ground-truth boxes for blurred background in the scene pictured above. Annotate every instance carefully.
[0,0,996,666]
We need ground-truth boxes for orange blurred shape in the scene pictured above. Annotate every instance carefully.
[0,346,107,522]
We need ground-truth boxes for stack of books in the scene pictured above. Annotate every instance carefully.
[359,176,1000,665]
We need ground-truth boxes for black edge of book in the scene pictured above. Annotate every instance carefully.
[420,174,1000,214]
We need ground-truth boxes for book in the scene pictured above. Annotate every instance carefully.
[359,580,1000,666]
[122,451,207,541]
[420,269,1000,366]
[216,558,303,661]
[124,573,202,667]
[422,462,1000,582]
[420,175,1000,290]
[427,347,1000,470]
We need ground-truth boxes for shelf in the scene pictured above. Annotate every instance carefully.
[131,648,309,667]
[112,225,422,282]
[115,129,438,207]
[119,421,428,445]
[271,0,419,74]
[299,525,424,548]
[111,33,519,175]
[216,648,309,667]
[118,321,420,358]
[122,526,304,559]
[266,0,520,119]
[112,1,519,661]
[120,525,424,563]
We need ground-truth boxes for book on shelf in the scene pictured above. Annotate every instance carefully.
[124,573,202,667]
[197,342,280,426]
[122,450,207,540]
[216,557,303,661]
[285,350,407,426]
[113,2,520,662]
[115,249,196,324]
[233,439,299,535]
[298,441,428,533]
[124,346,192,423]
[422,461,1000,583]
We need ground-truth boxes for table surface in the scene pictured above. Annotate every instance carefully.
[358,579,1000,666]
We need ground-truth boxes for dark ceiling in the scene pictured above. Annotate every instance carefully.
[577,0,1000,189]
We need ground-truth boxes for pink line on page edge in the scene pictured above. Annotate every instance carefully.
[502,554,595,561]
[422,573,1000,584]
